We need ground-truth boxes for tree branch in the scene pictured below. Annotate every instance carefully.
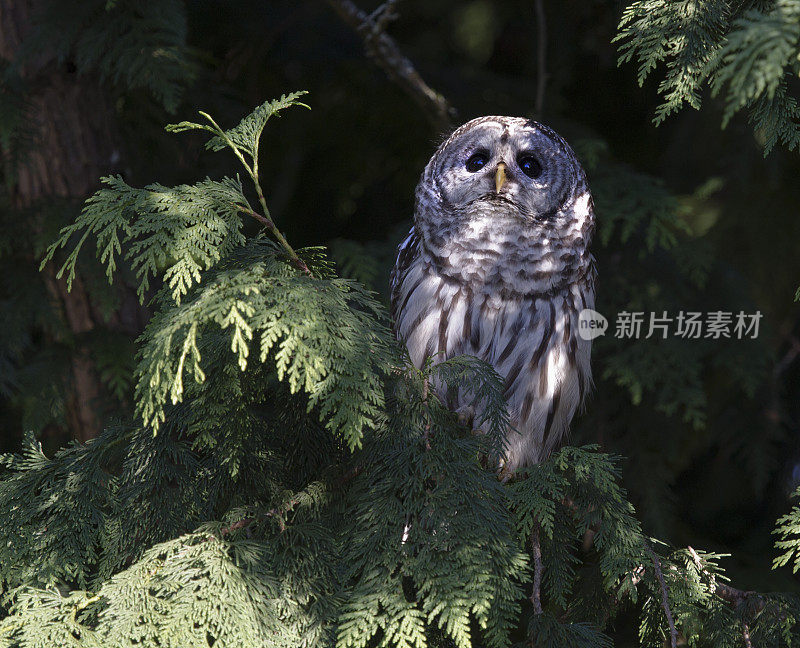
[325,0,457,131]
[687,546,766,613]
[422,375,432,450]
[645,544,678,648]
[534,0,547,117]
[743,624,753,648]
[530,524,544,616]
[236,205,312,276]
[220,495,302,536]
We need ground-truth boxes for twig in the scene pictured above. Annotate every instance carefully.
[199,108,312,277]
[220,495,301,536]
[534,0,547,117]
[366,0,399,37]
[687,546,766,614]
[530,524,544,615]
[236,205,312,275]
[325,0,456,131]
[645,544,678,648]
[422,376,432,450]
[70,594,102,623]
[743,624,753,648]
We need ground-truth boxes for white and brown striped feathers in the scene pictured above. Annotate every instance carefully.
[391,116,596,472]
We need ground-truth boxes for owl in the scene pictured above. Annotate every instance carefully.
[390,116,596,473]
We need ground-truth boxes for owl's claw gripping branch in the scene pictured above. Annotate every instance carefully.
[325,0,457,131]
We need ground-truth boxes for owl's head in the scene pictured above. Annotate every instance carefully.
[415,116,593,242]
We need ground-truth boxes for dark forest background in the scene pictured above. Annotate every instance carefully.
[1,1,799,642]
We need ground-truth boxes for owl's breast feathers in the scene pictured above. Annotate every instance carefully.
[390,225,596,470]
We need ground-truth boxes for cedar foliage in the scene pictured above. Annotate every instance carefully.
[615,0,800,153]
[0,92,796,648]
[1,0,800,647]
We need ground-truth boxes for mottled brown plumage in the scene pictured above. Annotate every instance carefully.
[391,116,596,472]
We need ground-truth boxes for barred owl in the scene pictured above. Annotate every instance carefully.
[390,116,596,473]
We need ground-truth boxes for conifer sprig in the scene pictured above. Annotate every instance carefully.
[166,91,312,274]
[17,90,800,647]
[615,0,800,154]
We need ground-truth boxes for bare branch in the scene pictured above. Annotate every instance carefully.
[530,524,544,615]
[325,0,457,131]
[645,544,678,648]
[366,0,399,37]
[236,205,313,276]
[743,624,753,648]
[534,0,547,117]
[422,375,432,450]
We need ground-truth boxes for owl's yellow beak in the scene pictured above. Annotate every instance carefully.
[495,162,508,193]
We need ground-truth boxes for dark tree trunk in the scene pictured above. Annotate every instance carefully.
[0,0,147,441]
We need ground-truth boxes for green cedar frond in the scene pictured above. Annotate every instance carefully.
[166,91,310,170]
[615,0,730,124]
[527,612,612,648]
[593,165,688,252]
[328,238,382,288]
[339,383,527,648]
[0,588,103,648]
[0,435,115,595]
[749,78,800,154]
[511,446,645,611]
[616,0,800,153]
[711,0,800,128]
[95,532,333,648]
[429,355,511,460]
[134,239,392,447]
[41,176,249,304]
[601,338,707,429]
[774,487,800,573]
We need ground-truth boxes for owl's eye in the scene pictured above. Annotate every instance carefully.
[517,154,543,179]
[465,152,489,172]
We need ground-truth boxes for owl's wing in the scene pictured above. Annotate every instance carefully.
[389,226,421,329]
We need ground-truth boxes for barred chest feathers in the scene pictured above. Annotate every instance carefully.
[390,116,596,472]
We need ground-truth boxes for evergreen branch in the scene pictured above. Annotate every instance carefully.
[198,110,254,175]
[421,375,431,451]
[41,176,249,304]
[325,0,457,131]
[688,546,766,613]
[17,0,196,112]
[70,594,102,623]
[235,205,311,275]
[615,0,800,153]
[645,544,678,648]
[219,496,301,535]
[195,107,312,276]
[133,241,392,444]
[166,93,313,273]
[530,524,544,616]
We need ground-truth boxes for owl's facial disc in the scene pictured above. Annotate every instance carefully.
[430,117,577,223]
